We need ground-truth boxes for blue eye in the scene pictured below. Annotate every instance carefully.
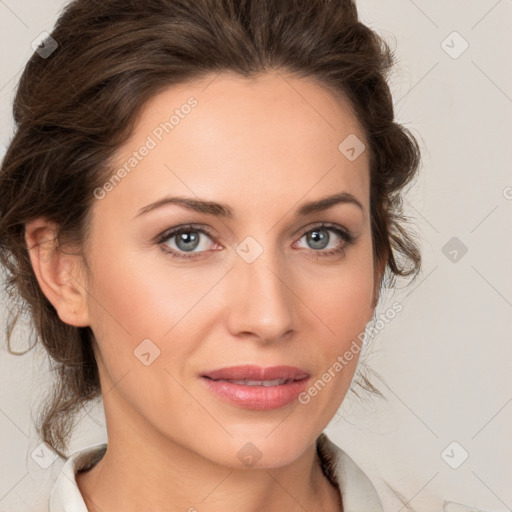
[157,224,216,260]
[156,222,355,261]
[295,223,355,258]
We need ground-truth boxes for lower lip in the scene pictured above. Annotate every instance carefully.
[201,377,310,410]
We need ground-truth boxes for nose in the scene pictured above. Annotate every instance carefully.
[225,241,296,345]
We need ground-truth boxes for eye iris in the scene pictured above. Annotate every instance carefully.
[176,231,200,252]
[308,229,329,250]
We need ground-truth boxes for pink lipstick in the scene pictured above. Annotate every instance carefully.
[200,365,310,410]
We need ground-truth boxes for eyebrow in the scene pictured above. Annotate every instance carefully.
[134,191,364,219]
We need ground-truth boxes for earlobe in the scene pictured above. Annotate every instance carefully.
[24,218,90,327]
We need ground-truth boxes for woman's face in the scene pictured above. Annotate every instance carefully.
[80,71,376,467]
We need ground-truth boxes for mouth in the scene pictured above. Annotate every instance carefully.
[200,365,310,410]
[201,364,310,382]
[202,377,300,386]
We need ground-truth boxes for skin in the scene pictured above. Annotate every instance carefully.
[25,70,384,511]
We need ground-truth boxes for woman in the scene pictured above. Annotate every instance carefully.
[0,0,423,509]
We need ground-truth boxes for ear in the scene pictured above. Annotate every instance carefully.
[24,217,90,327]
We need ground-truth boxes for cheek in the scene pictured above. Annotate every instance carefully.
[323,275,373,343]
[85,240,180,337]
[84,253,196,417]
[300,245,374,410]
[306,239,375,345]
[84,241,214,383]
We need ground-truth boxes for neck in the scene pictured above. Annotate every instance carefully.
[76,421,342,512]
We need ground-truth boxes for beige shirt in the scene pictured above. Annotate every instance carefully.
[48,432,384,511]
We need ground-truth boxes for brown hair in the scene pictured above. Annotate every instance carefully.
[0,0,421,458]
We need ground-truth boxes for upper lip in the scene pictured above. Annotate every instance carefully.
[201,365,310,381]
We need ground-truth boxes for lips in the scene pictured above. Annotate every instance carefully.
[200,365,311,410]
[201,365,310,382]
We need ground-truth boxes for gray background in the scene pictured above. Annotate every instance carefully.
[1,0,511,510]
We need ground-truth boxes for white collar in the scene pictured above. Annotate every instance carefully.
[316,432,384,511]
[48,442,106,512]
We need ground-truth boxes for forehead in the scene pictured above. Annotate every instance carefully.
[96,70,370,221]
[134,70,365,148]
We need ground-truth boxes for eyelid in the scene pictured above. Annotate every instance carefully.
[295,221,354,241]
[155,223,214,243]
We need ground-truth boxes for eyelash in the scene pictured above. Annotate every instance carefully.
[156,222,356,261]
